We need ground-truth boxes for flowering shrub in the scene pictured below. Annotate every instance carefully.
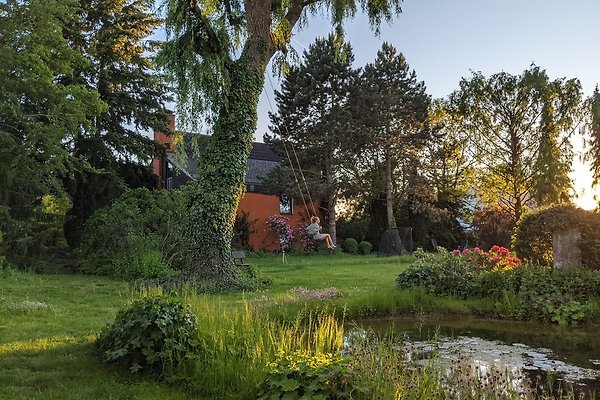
[290,287,342,300]
[294,221,318,251]
[451,245,521,272]
[266,215,294,250]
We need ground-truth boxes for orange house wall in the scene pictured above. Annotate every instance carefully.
[238,192,322,251]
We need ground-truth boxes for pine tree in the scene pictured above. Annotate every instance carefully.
[264,34,358,242]
[346,43,431,240]
[63,0,173,246]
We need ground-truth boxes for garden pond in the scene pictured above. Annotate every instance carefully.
[347,318,600,395]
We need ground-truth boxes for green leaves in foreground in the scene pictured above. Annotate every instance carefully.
[96,296,198,376]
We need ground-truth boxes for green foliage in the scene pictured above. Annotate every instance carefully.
[0,0,105,263]
[0,231,5,268]
[397,248,477,299]
[513,205,600,268]
[450,65,582,222]
[398,248,600,324]
[112,235,174,281]
[96,296,198,376]
[347,43,432,232]
[158,0,404,284]
[342,238,359,254]
[583,87,600,184]
[257,351,357,400]
[358,241,373,255]
[80,188,188,274]
[63,0,172,248]
[264,35,358,228]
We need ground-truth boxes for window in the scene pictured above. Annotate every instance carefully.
[279,194,293,214]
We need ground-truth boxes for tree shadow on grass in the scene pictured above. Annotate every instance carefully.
[0,336,189,400]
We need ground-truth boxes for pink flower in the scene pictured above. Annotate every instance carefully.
[491,245,500,252]
[474,247,481,254]
[463,248,471,255]
[491,256,502,263]
[499,247,509,255]
[452,249,461,255]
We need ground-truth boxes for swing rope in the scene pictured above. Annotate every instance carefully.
[265,73,318,218]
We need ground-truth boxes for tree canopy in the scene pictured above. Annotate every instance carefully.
[450,65,582,222]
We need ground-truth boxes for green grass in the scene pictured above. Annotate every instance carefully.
[0,253,558,399]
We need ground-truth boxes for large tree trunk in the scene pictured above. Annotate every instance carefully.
[385,149,396,229]
[185,62,264,281]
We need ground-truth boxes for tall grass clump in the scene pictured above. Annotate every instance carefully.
[176,290,344,399]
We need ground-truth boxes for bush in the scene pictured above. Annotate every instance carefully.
[358,241,373,255]
[96,296,198,376]
[513,205,600,268]
[0,231,4,268]
[472,205,516,249]
[397,248,478,299]
[257,351,358,400]
[342,238,358,254]
[111,235,174,280]
[80,187,188,275]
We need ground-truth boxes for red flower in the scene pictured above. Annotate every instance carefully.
[474,247,481,254]
[452,249,461,255]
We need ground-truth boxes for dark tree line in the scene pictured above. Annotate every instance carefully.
[0,0,171,264]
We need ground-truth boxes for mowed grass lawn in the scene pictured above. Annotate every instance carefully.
[0,253,415,400]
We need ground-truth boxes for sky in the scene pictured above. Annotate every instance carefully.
[252,0,600,209]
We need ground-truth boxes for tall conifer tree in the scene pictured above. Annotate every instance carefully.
[265,34,358,242]
[63,0,172,246]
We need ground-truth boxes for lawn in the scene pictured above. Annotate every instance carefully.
[0,253,504,399]
[0,253,418,400]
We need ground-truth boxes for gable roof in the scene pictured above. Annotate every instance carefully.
[167,133,281,190]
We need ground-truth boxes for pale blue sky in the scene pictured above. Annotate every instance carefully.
[255,0,600,208]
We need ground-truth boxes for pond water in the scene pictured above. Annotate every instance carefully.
[347,318,600,395]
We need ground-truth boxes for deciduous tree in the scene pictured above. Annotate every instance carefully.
[158,0,403,282]
[450,66,582,223]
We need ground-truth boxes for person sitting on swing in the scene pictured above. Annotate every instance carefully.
[307,216,336,249]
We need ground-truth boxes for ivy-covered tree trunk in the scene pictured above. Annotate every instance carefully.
[185,62,264,280]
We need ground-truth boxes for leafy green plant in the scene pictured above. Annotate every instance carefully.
[397,248,477,299]
[513,205,600,268]
[0,231,5,269]
[80,187,188,274]
[358,241,373,255]
[257,350,357,400]
[112,235,174,281]
[342,238,358,254]
[96,296,198,375]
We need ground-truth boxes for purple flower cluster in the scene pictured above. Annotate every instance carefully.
[266,215,294,250]
[295,221,317,251]
[290,287,342,300]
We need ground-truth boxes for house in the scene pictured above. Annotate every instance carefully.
[152,116,322,251]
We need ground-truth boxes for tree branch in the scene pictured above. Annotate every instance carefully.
[190,0,223,54]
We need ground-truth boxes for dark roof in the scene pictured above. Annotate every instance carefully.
[181,133,281,162]
[250,142,281,162]
[170,133,281,189]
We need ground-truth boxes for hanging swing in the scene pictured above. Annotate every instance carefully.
[264,74,335,251]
